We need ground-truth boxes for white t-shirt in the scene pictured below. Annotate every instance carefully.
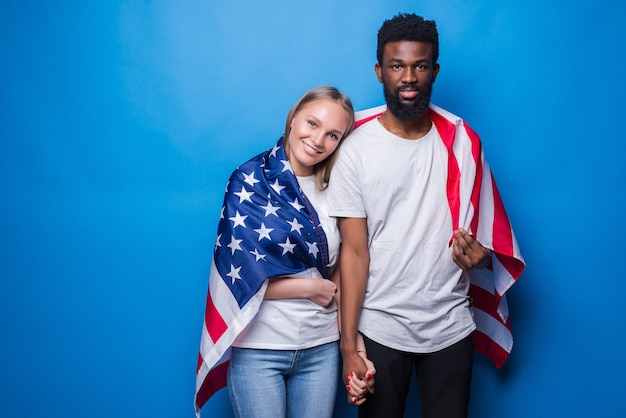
[232,174,340,349]
[327,118,475,353]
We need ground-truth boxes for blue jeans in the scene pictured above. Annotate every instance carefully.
[227,341,339,418]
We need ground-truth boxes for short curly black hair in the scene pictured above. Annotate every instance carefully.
[377,13,439,65]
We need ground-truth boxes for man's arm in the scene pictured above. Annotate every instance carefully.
[337,217,372,387]
[333,251,375,404]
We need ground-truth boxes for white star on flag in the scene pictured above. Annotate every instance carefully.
[261,200,280,217]
[242,171,260,186]
[287,218,304,234]
[270,179,286,194]
[254,223,274,241]
[227,235,243,255]
[234,186,254,203]
[229,211,248,228]
[249,248,266,261]
[307,241,319,258]
[278,237,297,255]
[289,198,305,212]
[270,143,280,157]
[226,264,242,284]
[280,159,292,173]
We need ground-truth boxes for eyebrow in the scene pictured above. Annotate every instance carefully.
[388,57,429,64]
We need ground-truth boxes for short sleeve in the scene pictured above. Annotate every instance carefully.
[327,139,366,218]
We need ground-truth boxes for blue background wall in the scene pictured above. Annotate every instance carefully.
[1,0,625,417]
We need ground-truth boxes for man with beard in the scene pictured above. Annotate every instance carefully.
[327,13,524,418]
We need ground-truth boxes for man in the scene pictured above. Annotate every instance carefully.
[327,13,525,418]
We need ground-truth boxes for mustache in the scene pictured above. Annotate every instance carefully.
[397,84,420,92]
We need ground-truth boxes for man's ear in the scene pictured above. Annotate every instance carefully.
[375,63,383,83]
[431,63,440,84]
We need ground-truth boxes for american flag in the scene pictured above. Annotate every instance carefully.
[194,138,331,416]
[354,104,525,368]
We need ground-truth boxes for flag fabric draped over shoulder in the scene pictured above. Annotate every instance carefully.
[194,138,330,416]
[354,104,525,368]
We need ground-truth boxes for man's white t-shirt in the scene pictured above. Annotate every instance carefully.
[327,118,475,353]
[232,174,340,350]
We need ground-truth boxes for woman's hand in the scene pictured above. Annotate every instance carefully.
[345,350,376,404]
[307,278,337,307]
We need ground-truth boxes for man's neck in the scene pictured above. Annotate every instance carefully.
[380,110,432,140]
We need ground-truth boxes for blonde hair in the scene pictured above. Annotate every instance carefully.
[283,86,355,190]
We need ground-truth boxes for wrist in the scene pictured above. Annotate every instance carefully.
[304,279,317,299]
[340,340,357,355]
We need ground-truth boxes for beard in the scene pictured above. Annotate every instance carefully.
[383,79,433,120]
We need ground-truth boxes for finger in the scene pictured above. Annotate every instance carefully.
[347,393,366,406]
[452,237,464,255]
[456,233,473,253]
[349,372,366,389]
[348,375,369,397]
[347,385,366,398]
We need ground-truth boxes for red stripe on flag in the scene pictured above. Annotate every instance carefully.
[205,290,228,343]
[354,113,382,129]
[491,177,513,256]
[471,281,512,369]
[464,122,483,235]
[195,361,229,410]
[470,280,502,313]
[197,353,203,372]
[473,329,509,369]
[431,110,461,232]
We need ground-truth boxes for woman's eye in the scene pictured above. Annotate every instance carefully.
[308,120,317,127]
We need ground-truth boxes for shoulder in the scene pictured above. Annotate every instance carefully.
[429,104,463,125]
[345,117,382,144]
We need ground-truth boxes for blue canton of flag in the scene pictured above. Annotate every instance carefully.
[213,137,331,308]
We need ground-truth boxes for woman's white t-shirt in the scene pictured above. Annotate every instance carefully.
[232,174,340,350]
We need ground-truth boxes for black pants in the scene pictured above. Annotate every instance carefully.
[358,334,473,418]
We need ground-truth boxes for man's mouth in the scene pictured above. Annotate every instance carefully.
[399,88,418,100]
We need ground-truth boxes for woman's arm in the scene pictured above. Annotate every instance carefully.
[264,276,337,307]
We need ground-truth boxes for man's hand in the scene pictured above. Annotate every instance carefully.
[343,351,375,405]
[452,228,492,271]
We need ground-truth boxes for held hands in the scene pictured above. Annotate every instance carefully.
[452,228,492,271]
[344,351,376,405]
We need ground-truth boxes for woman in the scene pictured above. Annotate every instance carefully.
[195,86,373,418]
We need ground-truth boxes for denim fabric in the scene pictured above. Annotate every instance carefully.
[227,341,339,418]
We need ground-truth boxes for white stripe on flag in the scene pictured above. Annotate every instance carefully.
[473,307,513,353]
[355,104,386,121]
